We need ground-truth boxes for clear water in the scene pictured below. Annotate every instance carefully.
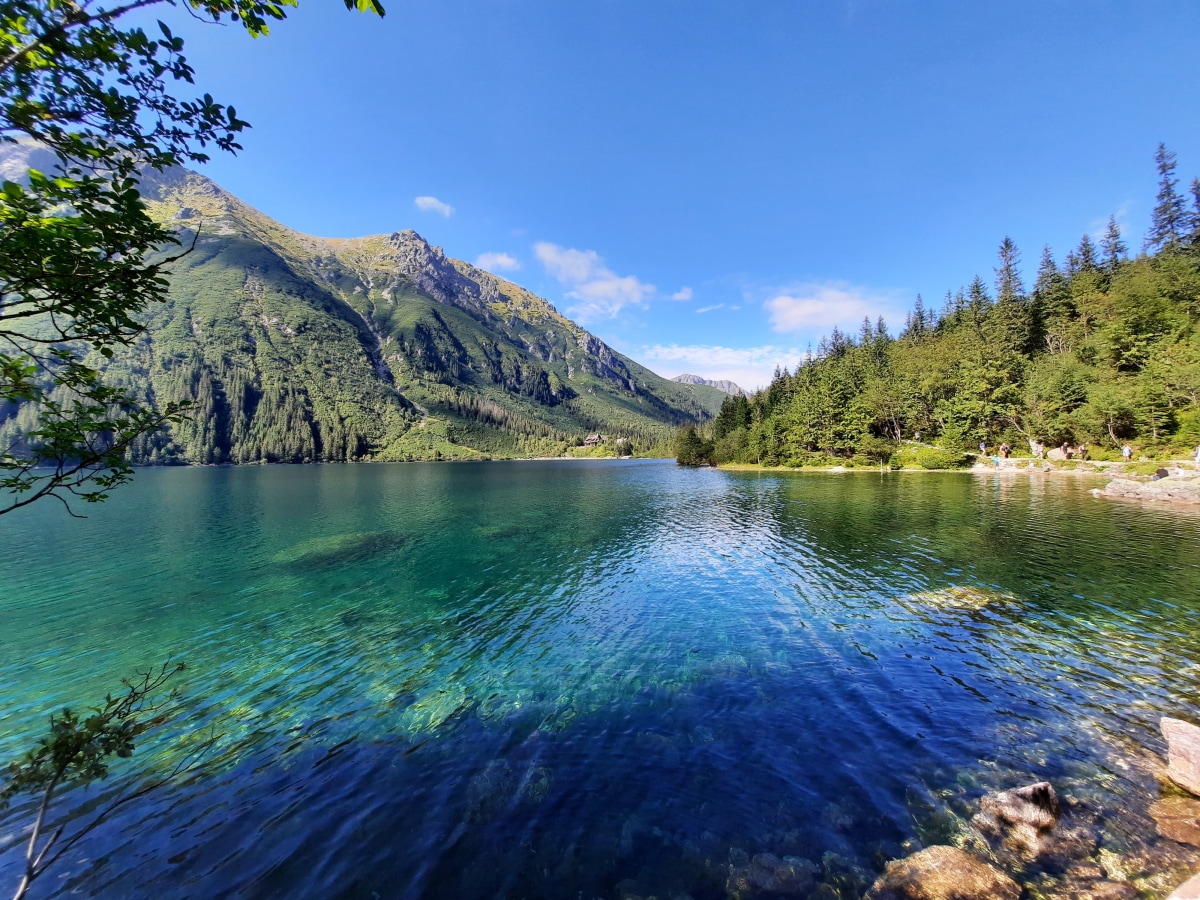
[1,461,1198,898]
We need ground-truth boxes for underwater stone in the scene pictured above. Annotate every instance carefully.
[972,781,1061,857]
[864,845,1019,900]
[1151,796,1200,847]
[725,852,817,898]
[1163,717,1200,796]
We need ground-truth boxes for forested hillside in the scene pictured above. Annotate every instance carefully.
[0,150,725,465]
[681,145,1200,467]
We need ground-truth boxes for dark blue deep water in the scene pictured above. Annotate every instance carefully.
[1,461,1199,897]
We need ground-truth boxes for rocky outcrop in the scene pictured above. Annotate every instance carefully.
[671,374,747,396]
[972,781,1061,856]
[864,845,1020,900]
[1093,476,1200,504]
[1151,796,1200,847]
[1164,717,1200,796]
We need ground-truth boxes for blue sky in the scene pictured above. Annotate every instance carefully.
[148,1,1200,390]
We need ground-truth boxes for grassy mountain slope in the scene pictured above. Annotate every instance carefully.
[1,163,722,464]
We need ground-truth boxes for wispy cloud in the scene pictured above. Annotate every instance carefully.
[764,280,904,335]
[672,286,694,301]
[696,304,724,314]
[414,195,454,218]
[639,343,804,393]
[534,242,655,322]
[475,251,521,273]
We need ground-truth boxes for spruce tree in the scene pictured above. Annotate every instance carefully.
[1146,142,1187,252]
[1101,216,1127,268]
[1072,234,1098,272]
[994,237,1025,303]
[1189,177,1200,245]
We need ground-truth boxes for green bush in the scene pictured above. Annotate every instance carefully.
[915,447,970,469]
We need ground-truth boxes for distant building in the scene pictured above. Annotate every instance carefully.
[583,433,606,446]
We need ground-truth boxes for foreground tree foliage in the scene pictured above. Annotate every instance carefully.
[0,662,212,900]
[684,146,1200,468]
[0,0,383,515]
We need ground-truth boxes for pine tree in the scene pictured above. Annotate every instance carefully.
[1189,177,1200,245]
[1070,234,1098,273]
[1146,142,1187,252]
[1101,216,1127,268]
[994,237,1025,303]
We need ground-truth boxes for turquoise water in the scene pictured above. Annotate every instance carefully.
[1,461,1199,897]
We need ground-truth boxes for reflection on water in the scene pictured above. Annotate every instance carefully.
[1,462,1199,897]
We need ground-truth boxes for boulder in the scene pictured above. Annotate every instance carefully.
[1171,872,1200,900]
[725,852,818,897]
[1151,795,1200,846]
[972,781,1061,856]
[1094,477,1200,504]
[1163,717,1200,796]
[864,845,1020,900]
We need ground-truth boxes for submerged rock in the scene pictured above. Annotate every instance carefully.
[901,585,1010,610]
[972,781,1061,857]
[1164,718,1200,796]
[1152,796,1200,847]
[725,852,818,897]
[863,845,1020,900]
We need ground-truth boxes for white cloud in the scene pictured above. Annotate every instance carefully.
[475,251,521,273]
[764,281,904,335]
[672,286,694,301]
[534,242,655,322]
[696,304,724,314]
[414,195,454,218]
[639,343,804,394]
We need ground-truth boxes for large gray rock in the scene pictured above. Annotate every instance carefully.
[972,781,1061,857]
[864,845,1020,900]
[1163,717,1200,796]
[1171,871,1200,900]
[1095,477,1200,504]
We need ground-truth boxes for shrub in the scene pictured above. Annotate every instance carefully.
[915,447,969,470]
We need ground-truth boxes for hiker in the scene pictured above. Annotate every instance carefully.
[1122,444,1133,463]
[979,441,987,457]
[999,443,1010,459]
[1078,443,1088,461]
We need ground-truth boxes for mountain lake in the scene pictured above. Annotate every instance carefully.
[1,460,1199,897]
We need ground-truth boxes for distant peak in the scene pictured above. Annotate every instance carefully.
[671,374,746,396]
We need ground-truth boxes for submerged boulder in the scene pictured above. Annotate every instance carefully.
[1163,717,1200,796]
[864,845,1019,900]
[725,852,818,897]
[972,781,1061,857]
[1151,796,1200,847]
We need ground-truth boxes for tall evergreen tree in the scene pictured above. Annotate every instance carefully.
[1068,234,1098,274]
[1146,142,1188,252]
[994,237,1025,302]
[1101,216,1127,268]
[1189,177,1200,245]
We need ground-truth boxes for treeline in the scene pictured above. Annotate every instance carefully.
[679,145,1200,467]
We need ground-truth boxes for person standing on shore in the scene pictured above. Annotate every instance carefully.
[1122,444,1133,464]
[1194,445,1200,471]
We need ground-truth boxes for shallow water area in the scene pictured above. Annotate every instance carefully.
[1,460,1199,898]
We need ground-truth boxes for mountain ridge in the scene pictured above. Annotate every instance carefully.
[671,374,746,396]
[0,154,726,464]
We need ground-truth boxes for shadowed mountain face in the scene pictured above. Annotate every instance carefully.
[1,157,725,463]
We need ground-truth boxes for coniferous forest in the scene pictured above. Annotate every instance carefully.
[679,145,1200,468]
